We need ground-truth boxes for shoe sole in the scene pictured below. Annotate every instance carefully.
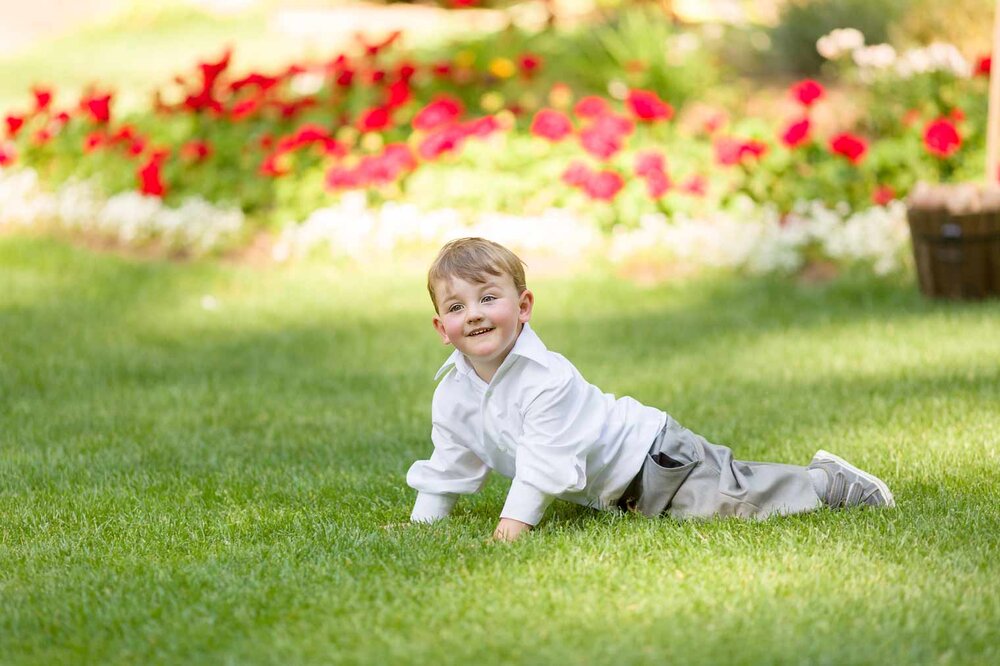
[814,449,896,508]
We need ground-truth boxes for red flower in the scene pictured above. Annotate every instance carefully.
[32,128,53,146]
[519,54,542,77]
[358,106,392,132]
[625,89,673,122]
[181,140,213,162]
[871,184,895,206]
[229,98,260,121]
[418,125,467,160]
[976,55,991,77]
[137,151,168,197]
[574,96,611,120]
[790,79,824,107]
[199,50,232,90]
[5,115,24,138]
[0,143,14,166]
[634,151,666,177]
[83,131,106,153]
[780,117,811,148]
[923,118,961,158]
[259,153,289,177]
[948,107,965,123]
[81,95,111,123]
[397,62,417,82]
[229,72,279,93]
[829,132,868,164]
[336,70,354,87]
[32,87,53,112]
[385,79,411,109]
[583,169,625,201]
[451,0,477,7]
[413,96,464,131]
[431,62,452,78]
[530,109,573,142]
[645,169,671,199]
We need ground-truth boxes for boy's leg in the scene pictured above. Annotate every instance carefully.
[632,416,823,519]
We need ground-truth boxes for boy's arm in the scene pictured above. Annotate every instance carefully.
[407,420,491,523]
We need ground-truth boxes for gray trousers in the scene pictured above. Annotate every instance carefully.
[616,415,822,519]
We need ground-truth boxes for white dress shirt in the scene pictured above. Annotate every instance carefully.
[407,322,666,526]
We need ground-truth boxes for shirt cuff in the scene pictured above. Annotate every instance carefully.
[410,492,458,523]
[500,478,554,526]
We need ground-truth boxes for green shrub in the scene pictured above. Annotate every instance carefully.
[768,0,904,75]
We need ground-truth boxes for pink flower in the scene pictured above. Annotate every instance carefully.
[418,124,467,160]
[0,143,15,166]
[530,108,573,142]
[680,174,707,197]
[714,137,767,165]
[828,132,868,164]
[413,96,464,131]
[583,169,625,201]
[561,160,592,188]
[644,169,670,199]
[790,79,824,107]
[625,89,673,122]
[780,117,811,148]
[573,96,611,120]
[923,118,961,158]
[634,151,666,177]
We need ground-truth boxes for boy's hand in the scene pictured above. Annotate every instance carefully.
[493,517,532,542]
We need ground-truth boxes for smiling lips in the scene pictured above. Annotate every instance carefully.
[467,327,494,336]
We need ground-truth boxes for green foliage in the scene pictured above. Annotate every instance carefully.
[769,0,904,75]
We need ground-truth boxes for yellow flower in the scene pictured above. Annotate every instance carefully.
[548,84,573,110]
[361,132,384,153]
[489,58,516,79]
[480,91,505,112]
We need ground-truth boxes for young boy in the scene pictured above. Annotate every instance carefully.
[408,238,895,542]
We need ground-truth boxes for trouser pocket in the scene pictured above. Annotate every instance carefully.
[633,451,698,518]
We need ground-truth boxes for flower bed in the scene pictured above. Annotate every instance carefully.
[0,20,985,274]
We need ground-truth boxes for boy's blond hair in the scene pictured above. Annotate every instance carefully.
[427,238,527,313]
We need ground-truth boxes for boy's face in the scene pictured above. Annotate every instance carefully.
[432,272,533,382]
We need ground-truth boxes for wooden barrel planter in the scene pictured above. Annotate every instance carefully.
[906,183,1000,299]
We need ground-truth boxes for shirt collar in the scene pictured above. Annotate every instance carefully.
[433,321,549,381]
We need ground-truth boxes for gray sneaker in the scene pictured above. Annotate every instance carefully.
[809,450,895,509]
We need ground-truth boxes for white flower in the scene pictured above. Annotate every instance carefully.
[817,28,865,60]
[852,44,896,69]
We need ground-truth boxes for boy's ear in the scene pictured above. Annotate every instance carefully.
[432,315,451,345]
[518,289,534,323]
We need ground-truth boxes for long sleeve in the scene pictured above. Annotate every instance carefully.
[407,419,490,523]
[501,371,604,525]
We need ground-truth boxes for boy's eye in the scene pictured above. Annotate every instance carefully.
[481,295,496,303]
[448,303,463,313]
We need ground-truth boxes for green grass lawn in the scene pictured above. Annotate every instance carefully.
[1,236,998,664]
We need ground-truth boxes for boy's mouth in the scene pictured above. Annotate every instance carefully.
[467,327,494,337]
